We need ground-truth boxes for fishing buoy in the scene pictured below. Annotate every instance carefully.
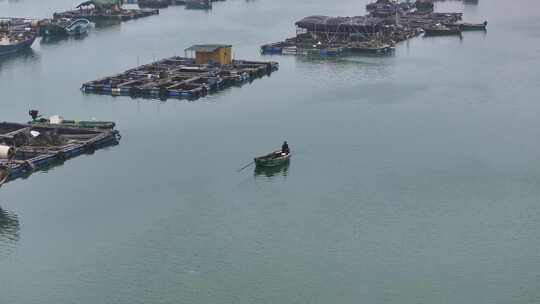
[0,145,15,159]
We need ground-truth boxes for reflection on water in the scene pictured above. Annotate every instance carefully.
[293,53,395,67]
[0,48,38,69]
[94,20,122,29]
[254,161,290,178]
[303,51,396,62]
[0,206,20,258]
[463,30,488,39]
[40,33,88,45]
[294,53,396,84]
[422,34,464,42]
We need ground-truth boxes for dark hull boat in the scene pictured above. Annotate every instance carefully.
[185,0,211,9]
[348,41,394,54]
[444,21,487,31]
[0,33,36,56]
[254,150,291,167]
[423,25,462,36]
[459,22,487,31]
[138,0,170,8]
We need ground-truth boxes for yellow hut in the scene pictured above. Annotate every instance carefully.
[185,44,232,65]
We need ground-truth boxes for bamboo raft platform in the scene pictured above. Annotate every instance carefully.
[0,121,121,186]
[81,57,279,101]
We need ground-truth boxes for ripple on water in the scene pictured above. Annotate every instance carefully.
[0,207,20,259]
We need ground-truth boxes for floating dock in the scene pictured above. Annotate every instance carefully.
[81,52,278,101]
[0,120,121,186]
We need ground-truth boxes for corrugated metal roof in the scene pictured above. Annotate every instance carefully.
[185,44,232,52]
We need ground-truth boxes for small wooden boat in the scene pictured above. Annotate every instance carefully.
[254,150,291,167]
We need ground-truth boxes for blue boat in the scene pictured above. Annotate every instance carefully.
[41,18,91,37]
[65,18,91,35]
[0,32,36,56]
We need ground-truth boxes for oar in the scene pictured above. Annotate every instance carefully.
[237,160,255,172]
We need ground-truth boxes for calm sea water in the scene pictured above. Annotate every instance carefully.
[1,0,540,303]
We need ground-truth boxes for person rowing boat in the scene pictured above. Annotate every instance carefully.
[254,142,291,168]
[281,141,290,155]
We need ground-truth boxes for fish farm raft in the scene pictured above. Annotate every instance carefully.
[0,117,121,186]
[261,0,485,57]
[53,7,159,23]
[82,45,279,101]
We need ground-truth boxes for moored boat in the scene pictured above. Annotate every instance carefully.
[0,32,36,56]
[459,21,487,31]
[444,21,487,31]
[138,0,169,8]
[254,150,291,167]
[347,40,394,54]
[185,0,211,9]
[28,111,116,130]
[41,18,91,37]
[423,24,462,36]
